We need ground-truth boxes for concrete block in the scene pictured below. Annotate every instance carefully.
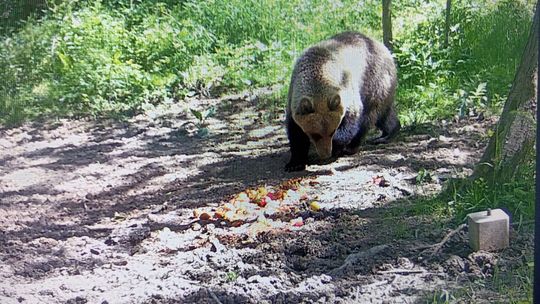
[467,208,509,251]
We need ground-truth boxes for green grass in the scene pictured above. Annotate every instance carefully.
[407,155,535,225]
[428,254,534,303]
[453,156,535,223]
[491,258,534,303]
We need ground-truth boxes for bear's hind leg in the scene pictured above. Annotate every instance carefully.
[368,106,400,145]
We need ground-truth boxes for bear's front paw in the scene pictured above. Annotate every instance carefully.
[367,136,389,145]
[342,146,360,155]
[285,161,306,172]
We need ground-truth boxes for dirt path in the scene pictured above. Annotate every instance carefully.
[0,91,530,303]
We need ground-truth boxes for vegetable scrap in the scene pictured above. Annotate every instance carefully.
[309,201,321,212]
[192,178,317,234]
[372,175,390,187]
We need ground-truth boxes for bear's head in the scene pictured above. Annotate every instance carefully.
[292,94,344,159]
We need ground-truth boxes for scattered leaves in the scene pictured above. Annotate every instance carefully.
[290,217,304,227]
[199,213,212,221]
[372,175,390,187]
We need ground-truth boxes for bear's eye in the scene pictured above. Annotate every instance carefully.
[310,133,322,141]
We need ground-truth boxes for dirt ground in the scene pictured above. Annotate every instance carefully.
[0,89,533,303]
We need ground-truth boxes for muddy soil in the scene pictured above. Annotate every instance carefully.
[0,90,533,303]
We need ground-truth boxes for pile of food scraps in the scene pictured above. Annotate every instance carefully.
[192,178,321,235]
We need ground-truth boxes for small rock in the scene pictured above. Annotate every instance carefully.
[199,213,212,221]
[210,238,225,253]
[247,275,262,283]
[38,290,54,296]
[438,135,451,142]
[66,296,87,304]
[113,260,128,266]
[319,274,332,283]
[151,202,169,214]
[397,257,414,269]
[444,255,468,276]
[106,219,150,249]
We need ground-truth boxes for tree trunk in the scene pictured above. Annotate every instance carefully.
[382,0,393,51]
[444,0,452,48]
[472,1,538,183]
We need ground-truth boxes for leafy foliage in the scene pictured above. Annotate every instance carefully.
[394,0,533,125]
[0,0,534,124]
[0,0,383,123]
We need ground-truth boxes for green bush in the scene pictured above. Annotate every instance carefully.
[393,0,533,125]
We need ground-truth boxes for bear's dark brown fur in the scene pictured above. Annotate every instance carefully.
[285,31,400,172]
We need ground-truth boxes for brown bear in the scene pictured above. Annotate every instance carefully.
[285,31,400,172]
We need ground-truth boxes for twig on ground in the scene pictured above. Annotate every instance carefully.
[363,280,389,288]
[416,224,467,256]
[329,244,389,276]
[377,268,426,275]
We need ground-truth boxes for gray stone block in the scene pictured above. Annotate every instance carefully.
[467,209,509,251]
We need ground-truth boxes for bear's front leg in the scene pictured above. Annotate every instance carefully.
[285,117,310,172]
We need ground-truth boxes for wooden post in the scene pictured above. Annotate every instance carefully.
[444,0,452,48]
[382,0,393,51]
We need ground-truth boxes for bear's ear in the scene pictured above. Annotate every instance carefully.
[328,94,341,111]
[296,97,315,115]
